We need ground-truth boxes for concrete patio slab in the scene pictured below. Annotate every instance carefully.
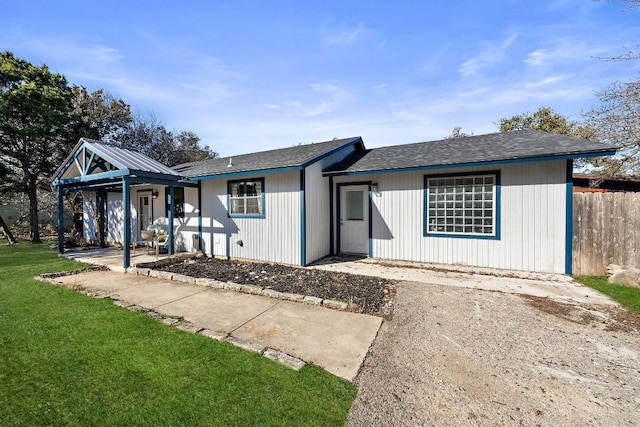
[54,270,148,294]
[156,289,279,334]
[233,300,382,381]
[108,280,205,309]
[47,270,381,382]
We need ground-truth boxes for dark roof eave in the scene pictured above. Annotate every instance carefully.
[187,165,303,181]
[323,149,618,176]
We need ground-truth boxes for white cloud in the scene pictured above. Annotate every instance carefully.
[322,23,370,46]
[458,31,518,76]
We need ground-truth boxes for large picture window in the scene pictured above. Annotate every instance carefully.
[228,178,264,217]
[424,172,499,238]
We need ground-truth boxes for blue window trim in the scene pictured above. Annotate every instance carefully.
[423,170,501,240]
[227,177,266,219]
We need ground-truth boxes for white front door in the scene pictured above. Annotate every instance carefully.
[339,185,369,254]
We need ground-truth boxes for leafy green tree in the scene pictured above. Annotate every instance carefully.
[169,130,218,166]
[0,51,81,242]
[498,107,579,135]
[72,86,132,143]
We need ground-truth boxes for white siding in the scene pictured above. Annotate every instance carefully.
[305,143,358,264]
[105,192,126,244]
[200,171,301,265]
[174,187,200,252]
[82,191,97,241]
[333,160,568,274]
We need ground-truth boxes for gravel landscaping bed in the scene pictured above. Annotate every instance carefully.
[156,257,397,318]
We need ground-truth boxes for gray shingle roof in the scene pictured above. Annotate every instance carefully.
[324,130,616,174]
[175,137,361,178]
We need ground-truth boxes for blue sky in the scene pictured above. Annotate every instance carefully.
[2,0,639,156]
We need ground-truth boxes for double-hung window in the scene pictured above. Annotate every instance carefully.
[424,171,499,238]
[228,178,264,217]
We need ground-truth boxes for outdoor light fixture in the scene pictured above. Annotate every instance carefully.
[152,191,159,199]
[371,182,379,193]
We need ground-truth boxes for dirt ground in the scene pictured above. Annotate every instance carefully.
[158,257,396,317]
[347,281,640,426]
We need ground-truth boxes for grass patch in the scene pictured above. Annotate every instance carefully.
[574,276,640,314]
[0,243,355,426]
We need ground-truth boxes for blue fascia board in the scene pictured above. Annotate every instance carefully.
[300,137,363,168]
[189,165,301,181]
[53,151,82,182]
[129,170,182,181]
[323,150,618,177]
[53,169,129,186]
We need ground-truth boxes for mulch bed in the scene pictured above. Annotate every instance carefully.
[157,257,397,318]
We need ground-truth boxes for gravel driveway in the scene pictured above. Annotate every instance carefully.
[347,281,640,426]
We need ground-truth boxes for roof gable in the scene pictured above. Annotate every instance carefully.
[52,138,180,185]
[324,130,617,175]
[175,137,362,179]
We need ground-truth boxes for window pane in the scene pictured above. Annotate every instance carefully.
[346,190,364,220]
[231,198,245,214]
[228,179,264,215]
[426,173,496,236]
[246,197,260,214]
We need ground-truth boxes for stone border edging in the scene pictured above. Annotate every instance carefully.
[34,270,306,371]
[126,266,352,312]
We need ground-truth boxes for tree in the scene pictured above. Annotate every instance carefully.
[0,51,81,242]
[169,130,218,166]
[498,107,579,135]
[583,80,640,175]
[445,126,473,139]
[72,86,132,143]
[594,0,639,61]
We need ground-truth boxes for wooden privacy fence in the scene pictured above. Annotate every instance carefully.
[572,192,640,276]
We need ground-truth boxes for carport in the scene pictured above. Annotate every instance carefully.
[52,138,200,268]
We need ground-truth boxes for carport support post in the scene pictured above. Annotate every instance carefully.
[57,185,65,254]
[123,176,131,269]
[168,185,174,256]
[98,189,106,248]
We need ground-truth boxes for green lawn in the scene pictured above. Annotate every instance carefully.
[0,242,356,426]
[575,276,640,314]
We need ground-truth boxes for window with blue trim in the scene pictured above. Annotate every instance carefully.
[425,172,497,237]
[228,178,264,216]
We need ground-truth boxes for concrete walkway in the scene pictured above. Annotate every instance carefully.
[50,270,382,382]
[311,257,615,306]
